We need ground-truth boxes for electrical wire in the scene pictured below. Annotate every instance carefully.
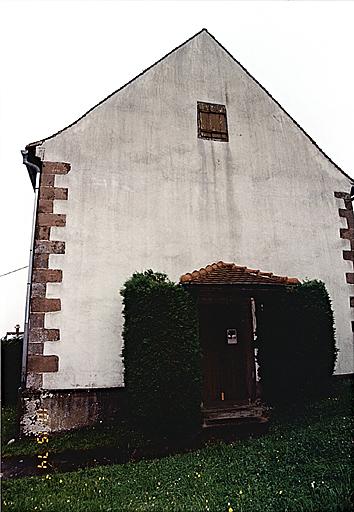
[0,266,28,278]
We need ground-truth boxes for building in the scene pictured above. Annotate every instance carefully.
[21,29,353,434]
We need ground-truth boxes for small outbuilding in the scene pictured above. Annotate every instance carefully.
[20,29,353,434]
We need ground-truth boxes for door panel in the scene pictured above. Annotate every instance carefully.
[200,299,253,406]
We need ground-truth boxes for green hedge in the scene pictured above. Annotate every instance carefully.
[1,336,23,406]
[121,270,201,437]
[256,280,337,404]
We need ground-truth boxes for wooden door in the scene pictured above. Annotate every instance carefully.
[199,299,254,406]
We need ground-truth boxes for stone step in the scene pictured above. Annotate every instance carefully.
[202,400,266,412]
[202,401,270,429]
[204,407,265,420]
[202,415,269,429]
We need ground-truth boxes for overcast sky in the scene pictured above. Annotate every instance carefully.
[0,0,353,336]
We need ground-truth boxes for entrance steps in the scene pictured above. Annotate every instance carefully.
[202,401,270,429]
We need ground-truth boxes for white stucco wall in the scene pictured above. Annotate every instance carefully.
[35,31,353,389]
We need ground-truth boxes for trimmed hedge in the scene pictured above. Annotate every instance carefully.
[256,280,337,403]
[1,336,23,406]
[121,270,201,437]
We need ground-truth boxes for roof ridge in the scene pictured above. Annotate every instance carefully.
[204,29,352,182]
[27,28,353,182]
[27,28,208,148]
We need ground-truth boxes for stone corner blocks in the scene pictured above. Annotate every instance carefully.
[335,190,354,332]
[27,160,71,389]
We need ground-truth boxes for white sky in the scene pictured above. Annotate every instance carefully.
[0,0,353,336]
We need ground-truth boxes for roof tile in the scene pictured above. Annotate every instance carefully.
[180,261,300,286]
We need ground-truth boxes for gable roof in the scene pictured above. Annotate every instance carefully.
[27,28,352,183]
[180,261,300,286]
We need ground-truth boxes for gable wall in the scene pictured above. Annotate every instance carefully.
[32,32,353,389]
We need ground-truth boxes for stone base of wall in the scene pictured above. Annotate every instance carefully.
[332,373,353,382]
[20,387,125,436]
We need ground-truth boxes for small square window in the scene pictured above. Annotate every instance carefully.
[197,102,228,142]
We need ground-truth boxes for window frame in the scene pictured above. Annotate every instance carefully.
[197,102,229,142]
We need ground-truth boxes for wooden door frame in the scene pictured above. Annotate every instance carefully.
[183,283,290,407]
[196,289,256,406]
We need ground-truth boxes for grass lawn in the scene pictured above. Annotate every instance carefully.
[2,381,352,511]
[1,404,147,459]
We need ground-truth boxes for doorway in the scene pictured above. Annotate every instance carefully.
[199,298,255,407]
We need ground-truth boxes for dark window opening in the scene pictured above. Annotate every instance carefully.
[197,102,228,142]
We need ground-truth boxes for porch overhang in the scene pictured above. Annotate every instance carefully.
[180,261,300,287]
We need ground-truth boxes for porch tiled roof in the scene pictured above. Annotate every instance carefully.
[180,261,300,286]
